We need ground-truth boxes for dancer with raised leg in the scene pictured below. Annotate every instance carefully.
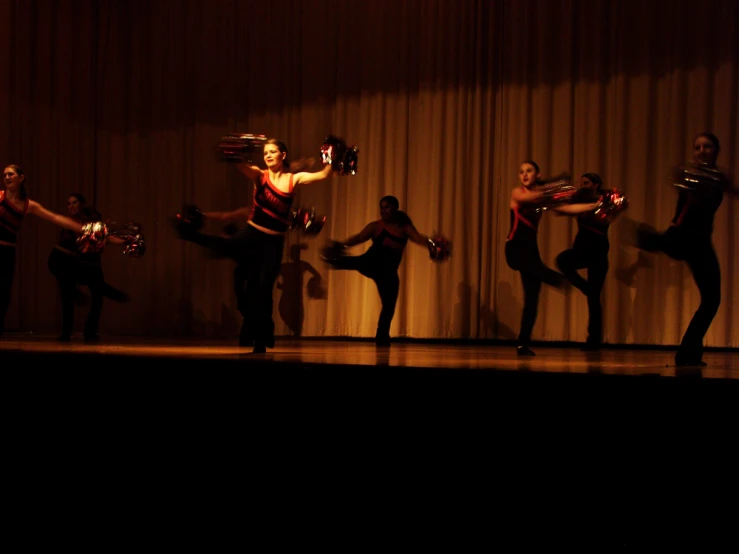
[320,195,450,347]
[505,161,601,356]
[555,173,620,351]
[47,193,131,342]
[623,132,737,366]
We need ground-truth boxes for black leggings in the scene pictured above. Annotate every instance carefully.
[636,224,720,361]
[556,237,609,345]
[182,225,285,347]
[0,244,16,337]
[505,239,566,347]
[48,248,105,338]
[326,251,400,342]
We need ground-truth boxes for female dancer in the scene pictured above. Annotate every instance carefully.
[320,195,437,347]
[1,165,84,339]
[627,132,737,366]
[47,193,129,341]
[505,160,600,356]
[176,138,334,353]
[555,173,610,351]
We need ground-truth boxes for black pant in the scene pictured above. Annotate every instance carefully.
[556,236,609,345]
[636,224,720,362]
[0,245,16,338]
[505,239,566,347]
[182,225,285,348]
[48,248,105,338]
[327,251,401,343]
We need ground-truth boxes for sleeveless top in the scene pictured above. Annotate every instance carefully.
[507,187,542,243]
[670,187,723,237]
[248,170,296,233]
[367,220,409,269]
[0,190,29,244]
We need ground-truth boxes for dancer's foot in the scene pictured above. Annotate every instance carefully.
[581,342,602,352]
[58,334,72,342]
[252,345,267,354]
[675,351,706,367]
[517,345,535,356]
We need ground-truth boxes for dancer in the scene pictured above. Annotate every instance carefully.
[320,195,446,347]
[1,165,85,339]
[47,193,129,342]
[625,132,737,366]
[175,138,335,353]
[505,161,600,356]
[555,173,611,351]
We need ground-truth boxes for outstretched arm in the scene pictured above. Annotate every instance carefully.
[292,164,334,187]
[551,201,601,215]
[202,206,251,224]
[28,200,84,232]
[403,223,431,247]
[511,187,547,204]
[342,222,376,247]
[107,236,127,245]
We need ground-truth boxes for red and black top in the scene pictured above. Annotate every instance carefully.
[367,220,409,269]
[576,210,610,237]
[248,170,296,233]
[670,186,723,237]
[507,188,542,243]
[0,190,29,244]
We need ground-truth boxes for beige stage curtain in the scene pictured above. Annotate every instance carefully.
[1,0,737,347]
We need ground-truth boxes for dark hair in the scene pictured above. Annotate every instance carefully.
[581,172,604,190]
[380,195,400,210]
[521,160,540,174]
[5,164,28,200]
[69,192,86,205]
[380,196,413,225]
[695,132,721,154]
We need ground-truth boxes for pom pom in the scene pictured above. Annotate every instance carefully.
[536,174,578,209]
[320,240,347,262]
[77,221,109,253]
[672,162,724,196]
[289,207,327,236]
[112,222,146,258]
[427,233,452,262]
[174,204,205,235]
[217,133,267,163]
[592,189,629,221]
[320,135,359,175]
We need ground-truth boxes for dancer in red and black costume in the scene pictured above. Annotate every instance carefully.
[506,160,601,356]
[176,139,334,353]
[47,193,130,342]
[321,196,437,347]
[1,165,84,339]
[626,132,737,366]
[555,173,610,351]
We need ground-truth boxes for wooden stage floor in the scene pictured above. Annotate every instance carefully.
[1,334,737,380]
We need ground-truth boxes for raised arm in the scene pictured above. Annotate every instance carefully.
[28,200,84,232]
[292,164,334,187]
[342,221,376,247]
